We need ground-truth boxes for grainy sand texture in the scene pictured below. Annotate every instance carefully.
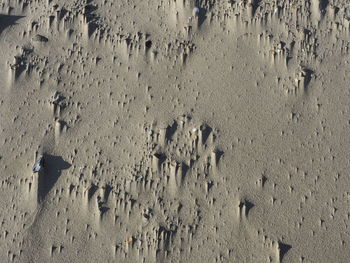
[1,0,350,262]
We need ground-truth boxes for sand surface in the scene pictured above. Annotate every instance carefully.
[1,0,350,262]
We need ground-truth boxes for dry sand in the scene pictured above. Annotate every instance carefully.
[1,0,350,262]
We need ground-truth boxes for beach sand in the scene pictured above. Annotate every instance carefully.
[1,0,350,262]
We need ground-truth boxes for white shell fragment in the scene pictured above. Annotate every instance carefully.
[32,155,44,173]
[51,91,61,104]
[192,7,200,17]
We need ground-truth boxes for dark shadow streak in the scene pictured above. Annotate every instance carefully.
[197,8,207,28]
[37,154,71,202]
[279,242,292,262]
[0,14,24,35]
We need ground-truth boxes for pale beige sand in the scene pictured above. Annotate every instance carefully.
[1,0,350,262]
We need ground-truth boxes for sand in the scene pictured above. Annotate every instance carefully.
[1,0,350,262]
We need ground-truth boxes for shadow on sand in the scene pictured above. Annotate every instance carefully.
[37,154,71,202]
[0,14,24,35]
